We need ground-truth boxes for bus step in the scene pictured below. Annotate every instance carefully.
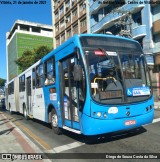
[62,126,81,134]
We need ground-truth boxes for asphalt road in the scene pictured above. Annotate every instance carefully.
[1,108,160,162]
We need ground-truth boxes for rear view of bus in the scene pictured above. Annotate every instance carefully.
[79,35,154,135]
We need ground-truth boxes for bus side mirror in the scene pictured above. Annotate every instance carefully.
[73,65,82,81]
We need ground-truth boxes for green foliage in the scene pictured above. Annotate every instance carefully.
[15,45,52,72]
[0,78,6,87]
[34,45,52,62]
[15,50,34,72]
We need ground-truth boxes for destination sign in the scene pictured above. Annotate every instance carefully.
[99,90,122,100]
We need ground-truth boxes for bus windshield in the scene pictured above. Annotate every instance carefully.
[80,36,151,104]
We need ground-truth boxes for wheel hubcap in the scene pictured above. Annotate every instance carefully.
[52,114,58,127]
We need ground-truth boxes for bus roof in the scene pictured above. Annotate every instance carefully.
[41,34,138,62]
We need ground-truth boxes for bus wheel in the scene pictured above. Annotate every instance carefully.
[23,105,29,120]
[51,109,62,135]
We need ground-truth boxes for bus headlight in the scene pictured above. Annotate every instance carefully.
[97,112,102,117]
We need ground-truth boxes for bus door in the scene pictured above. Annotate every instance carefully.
[26,76,32,116]
[60,56,80,130]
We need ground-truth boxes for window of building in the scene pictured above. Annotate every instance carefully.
[36,64,44,87]
[32,27,41,33]
[80,18,87,28]
[55,11,59,19]
[67,30,71,38]
[19,75,25,92]
[153,33,160,43]
[132,11,142,26]
[104,5,112,16]
[72,24,78,34]
[72,9,77,17]
[60,19,65,28]
[54,0,59,6]
[92,14,98,22]
[56,24,59,31]
[60,6,64,15]
[56,37,60,45]
[66,14,71,23]
[80,3,85,12]
[65,0,70,11]
[61,33,65,42]
[72,0,77,6]
[44,58,55,85]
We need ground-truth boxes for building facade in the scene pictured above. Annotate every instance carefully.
[89,0,160,100]
[51,0,160,100]
[151,3,160,100]
[6,20,53,82]
[90,0,154,53]
[51,0,90,47]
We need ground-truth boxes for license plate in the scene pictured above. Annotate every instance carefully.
[125,120,136,126]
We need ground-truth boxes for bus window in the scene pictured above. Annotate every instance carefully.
[44,58,55,85]
[120,53,147,84]
[32,68,36,89]
[19,75,25,92]
[36,64,44,87]
[8,81,14,95]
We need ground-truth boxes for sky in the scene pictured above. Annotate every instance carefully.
[0,0,52,80]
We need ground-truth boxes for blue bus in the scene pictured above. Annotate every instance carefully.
[7,34,154,135]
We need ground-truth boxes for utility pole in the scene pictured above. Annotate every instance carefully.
[112,9,133,38]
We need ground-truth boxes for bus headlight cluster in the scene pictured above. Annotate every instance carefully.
[103,113,107,118]
[146,105,153,112]
[97,112,102,117]
[93,112,107,118]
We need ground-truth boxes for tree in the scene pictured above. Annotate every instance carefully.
[34,45,52,62]
[15,45,52,72]
[0,78,6,87]
[15,50,34,72]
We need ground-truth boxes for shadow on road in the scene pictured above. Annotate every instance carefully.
[2,110,148,145]
[0,127,15,135]
[62,127,147,145]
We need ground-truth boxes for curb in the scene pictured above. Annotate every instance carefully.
[154,102,160,109]
[0,113,52,162]
[154,106,160,109]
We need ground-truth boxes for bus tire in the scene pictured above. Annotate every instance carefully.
[23,105,29,120]
[51,109,62,135]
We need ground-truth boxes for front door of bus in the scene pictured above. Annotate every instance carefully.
[26,76,32,116]
[60,56,80,130]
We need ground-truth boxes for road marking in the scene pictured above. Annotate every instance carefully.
[152,118,160,123]
[49,142,85,153]
[15,122,52,150]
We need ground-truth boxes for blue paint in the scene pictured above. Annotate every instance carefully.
[39,34,154,135]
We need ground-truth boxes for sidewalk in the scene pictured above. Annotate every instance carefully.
[154,102,160,109]
[0,109,47,162]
